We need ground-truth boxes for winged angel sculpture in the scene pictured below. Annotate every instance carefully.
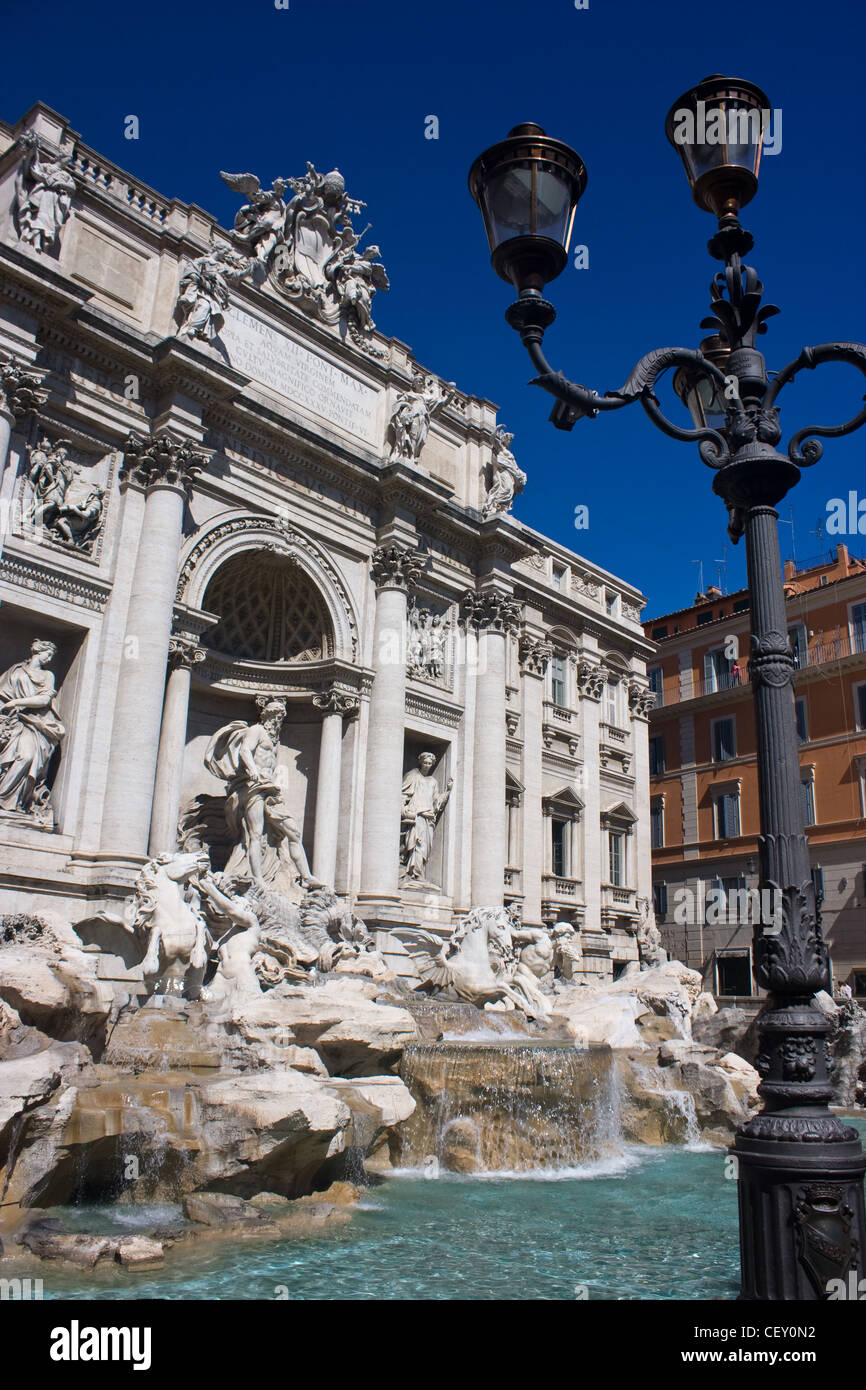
[220,164,389,342]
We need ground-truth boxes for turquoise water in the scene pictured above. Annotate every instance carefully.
[38,1145,740,1301]
[32,1116,866,1301]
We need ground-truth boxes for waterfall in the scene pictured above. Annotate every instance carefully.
[397,1041,625,1174]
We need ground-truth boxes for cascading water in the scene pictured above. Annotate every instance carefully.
[397,1041,625,1173]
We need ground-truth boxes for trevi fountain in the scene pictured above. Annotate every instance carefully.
[0,100,863,1303]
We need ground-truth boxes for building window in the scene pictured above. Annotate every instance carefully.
[652,625,668,640]
[788,624,807,669]
[733,597,750,614]
[716,951,753,997]
[800,774,816,826]
[811,866,825,904]
[697,611,713,626]
[551,654,568,708]
[855,682,866,731]
[648,666,663,707]
[795,697,808,744]
[551,819,568,877]
[609,830,625,886]
[605,589,619,616]
[851,602,866,654]
[714,789,741,839]
[649,734,665,777]
[703,648,732,693]
[650,797,665,848]
[711,716,736,762]
[604,680,620,728]
[653,883,668,920]
[553,563,567,590]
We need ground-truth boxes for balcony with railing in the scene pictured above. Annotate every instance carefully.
[657,627,866,707]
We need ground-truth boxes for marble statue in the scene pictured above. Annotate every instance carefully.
[0,639,65,825]
[175,246,252,342]
[221,162,388,339]
[394,907,548,1018]
[482,426,526,519]
[96,850,211,999]
[14,133,76,254]
[636,896,667,969]
[400,752,452,884]
[24,438,105,552]
[551,921,583,981]
[220,171,289,263]
[330,241,389,335]
[387,372,456,463]
[407,602,448,680]
[197,872,262,1003]
[204,700,324,901]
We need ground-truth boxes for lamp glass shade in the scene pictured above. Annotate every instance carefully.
[674,337,730,432]
[469,124,586,291]
[665,75,770,215]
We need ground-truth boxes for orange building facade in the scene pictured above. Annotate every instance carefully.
[644,544,866,998]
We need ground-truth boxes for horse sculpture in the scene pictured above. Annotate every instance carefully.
[93,850,211,999]
[393,906,550,1019]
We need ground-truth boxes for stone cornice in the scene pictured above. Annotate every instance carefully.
[405,688,464,729]
[0,548,111,611]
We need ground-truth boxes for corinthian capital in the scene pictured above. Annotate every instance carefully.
[371,542,425,592]
[518,632,553,677]
[0,354,48,418]
[313,683,360,717]
[168,634,206,671]
[461,588,521,634]
[120,432,208,496]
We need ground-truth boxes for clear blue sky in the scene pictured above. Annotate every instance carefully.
[4,0,864,616]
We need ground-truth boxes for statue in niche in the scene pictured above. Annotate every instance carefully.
[0,639,65,825]
[219,171,289,264]
[482,426,526,519]
[407,601,448,681]
[23,439,105,553]
[14,133,76,254]
[204,699,325,902]
[388,372,456,463]
[175,245,252,342]
[400,751,452,886]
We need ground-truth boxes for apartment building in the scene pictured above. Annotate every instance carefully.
[643,544,866,997]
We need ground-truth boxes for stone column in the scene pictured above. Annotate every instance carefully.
[467,590,521,907]
[312,683,359,887]
[148,634,206,856]
[628,679,655,913]
[577,658,608,931]
[519,632,552,924]
[100,434,207,860]
[359,543,424,900]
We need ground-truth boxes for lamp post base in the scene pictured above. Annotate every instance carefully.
[734,1129,866,1300]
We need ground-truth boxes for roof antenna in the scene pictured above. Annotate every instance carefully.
[692,558,705,596]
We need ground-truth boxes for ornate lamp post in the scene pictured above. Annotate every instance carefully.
[469,76,866,1301]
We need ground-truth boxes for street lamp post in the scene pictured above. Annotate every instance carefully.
[468,76,866,1301]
